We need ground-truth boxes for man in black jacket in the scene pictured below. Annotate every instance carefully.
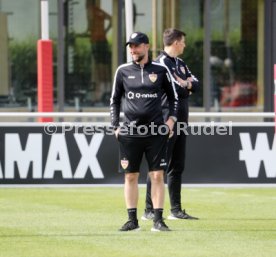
[142,28,200,220]
[110,32,178,231]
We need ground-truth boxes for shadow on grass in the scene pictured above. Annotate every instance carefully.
[1,228,276,237]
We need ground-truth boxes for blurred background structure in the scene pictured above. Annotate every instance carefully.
[0,0,275,114]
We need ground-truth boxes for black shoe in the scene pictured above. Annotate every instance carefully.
[151,219,171,232]
[119,220,140,231]
[168,209,199,220]
[141,209,154,221]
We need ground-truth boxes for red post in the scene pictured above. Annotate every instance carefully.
[37,39,53,122]
[274,64,276,133]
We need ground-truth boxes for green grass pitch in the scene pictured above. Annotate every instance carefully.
[0,186,275,257]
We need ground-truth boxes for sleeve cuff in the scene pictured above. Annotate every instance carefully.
[169,116,177,123]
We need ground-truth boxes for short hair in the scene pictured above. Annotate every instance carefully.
[163,28,186,46]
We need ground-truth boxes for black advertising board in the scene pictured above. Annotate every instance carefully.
[184,125,276,183]
[0,124,275,184]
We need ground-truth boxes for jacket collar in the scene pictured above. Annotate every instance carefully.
[160,50,175,60]
[132,57,152,68]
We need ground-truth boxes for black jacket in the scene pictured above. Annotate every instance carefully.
[156,51,199,123]
[110,59,178,129]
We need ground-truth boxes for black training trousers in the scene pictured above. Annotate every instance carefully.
[145,130,186,212]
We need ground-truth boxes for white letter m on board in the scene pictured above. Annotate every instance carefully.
[239,133,276,178]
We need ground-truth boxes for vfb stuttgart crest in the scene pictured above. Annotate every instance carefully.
[121,159,129,169]
[180,66,186,74]
[149,73,157,83]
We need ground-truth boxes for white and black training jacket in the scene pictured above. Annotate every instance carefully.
[157,51,200,123]
[110,59,178,130]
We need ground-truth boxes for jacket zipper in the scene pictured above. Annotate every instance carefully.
[140,65,144,84]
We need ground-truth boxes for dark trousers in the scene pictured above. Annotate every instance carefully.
[145,130,186,212]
